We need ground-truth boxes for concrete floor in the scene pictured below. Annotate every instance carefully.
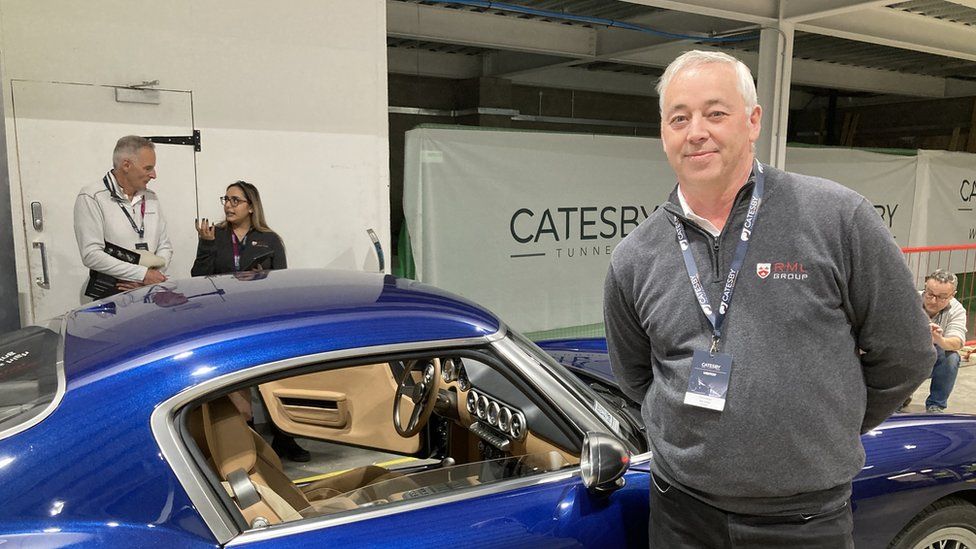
[899,352,976,415]
[278,438,414,482]
[250,424,411,482]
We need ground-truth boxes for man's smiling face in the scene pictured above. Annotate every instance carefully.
[660,62,761,190]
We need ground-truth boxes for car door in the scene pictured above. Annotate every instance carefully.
[229,463,650,547]
[257,362,420,454]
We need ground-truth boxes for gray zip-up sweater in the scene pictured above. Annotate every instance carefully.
[604,163,934,515]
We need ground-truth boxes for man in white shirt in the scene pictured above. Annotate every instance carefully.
[74,135,172,296]
[920,269,968,412]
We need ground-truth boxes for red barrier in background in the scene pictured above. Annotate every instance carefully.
[902,243,976,345]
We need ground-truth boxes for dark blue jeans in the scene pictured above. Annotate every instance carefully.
[927,346,961,409]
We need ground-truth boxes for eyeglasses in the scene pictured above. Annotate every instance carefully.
[219,196,249,207]
[923,289,954,301]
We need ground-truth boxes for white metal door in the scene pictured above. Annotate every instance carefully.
[12,80,198,323]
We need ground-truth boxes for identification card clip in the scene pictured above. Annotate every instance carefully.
[684,349,732,411]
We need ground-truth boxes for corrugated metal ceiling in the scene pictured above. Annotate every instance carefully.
[892,0,976,25]
[389,0,976,90]
[392,0,661,24]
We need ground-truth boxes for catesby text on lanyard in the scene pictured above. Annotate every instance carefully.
[671,160,765,411]
[102,173,145,241]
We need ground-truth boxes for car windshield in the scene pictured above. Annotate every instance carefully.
[298,452,571,519]
[0,326,62,437]
[507,332,645,452]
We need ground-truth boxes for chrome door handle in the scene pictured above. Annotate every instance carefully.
[32,241,50,288]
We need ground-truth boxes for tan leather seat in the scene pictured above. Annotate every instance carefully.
[192,395,406,525]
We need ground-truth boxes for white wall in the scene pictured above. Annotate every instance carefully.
[1,0,390,325]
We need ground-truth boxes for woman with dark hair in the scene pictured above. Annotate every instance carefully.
[192,180,286,276]
[192,181,309,461]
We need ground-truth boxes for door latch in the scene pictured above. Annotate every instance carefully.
[30,201,42,230]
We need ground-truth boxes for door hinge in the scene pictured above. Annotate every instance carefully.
[146,129,201,152]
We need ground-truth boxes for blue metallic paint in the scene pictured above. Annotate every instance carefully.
[4,271,972,547]
[536,338,613,388]
[539,336,976,548]
[1,270,503,547]
[64,270,499,380]
[236,471,650,548]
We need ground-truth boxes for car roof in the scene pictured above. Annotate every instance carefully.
[61,269,501,384]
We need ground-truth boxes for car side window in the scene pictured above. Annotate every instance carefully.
[0,326,61,437]
[183,351,580,530]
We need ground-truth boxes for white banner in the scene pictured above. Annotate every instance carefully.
[404,127,674,332]
[785,147,917,246]
[910,150,976,246]
[405,128,974,333]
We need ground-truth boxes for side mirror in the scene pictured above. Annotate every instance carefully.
[580,431,630,494]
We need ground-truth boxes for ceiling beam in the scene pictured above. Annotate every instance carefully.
[495,11,751,78]
[782,0,895,22]
[620,0,776,24]
[594,10,750,57]
[387,1,596,58]
[483,51,570,77]
[507,66,658,97]
[504,66,816,107]
[388,47,482,79]
[387,0,976,98]
[608,42,976,98]
[797,7,976,62]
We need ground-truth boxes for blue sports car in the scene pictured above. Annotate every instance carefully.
[0,270,973,548]
[538,338,976,549]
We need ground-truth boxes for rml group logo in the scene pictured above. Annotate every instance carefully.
[509,205,654,260]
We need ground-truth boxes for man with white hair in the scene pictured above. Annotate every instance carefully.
[74,135,172,297]
[603,50,933,547]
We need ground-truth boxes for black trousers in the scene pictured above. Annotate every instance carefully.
[649,473,854,549]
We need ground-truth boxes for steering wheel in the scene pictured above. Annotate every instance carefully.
[394,359,441,437]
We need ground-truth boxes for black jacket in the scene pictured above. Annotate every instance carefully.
[191,226,287,276]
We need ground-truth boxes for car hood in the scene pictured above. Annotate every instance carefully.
[536,337,976,480]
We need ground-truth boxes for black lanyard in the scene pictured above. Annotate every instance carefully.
[671,161,765,353]
[103,173,145,240]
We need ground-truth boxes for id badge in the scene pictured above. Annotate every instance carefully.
[684,350,732,411]
[135,243,149,251]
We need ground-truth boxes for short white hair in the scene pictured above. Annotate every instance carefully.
[656,50,758,115]
[112,135,154,168]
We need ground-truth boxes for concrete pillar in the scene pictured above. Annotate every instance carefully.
[755,21,795,168]
[0,61,20,333]
[456,77,514,127]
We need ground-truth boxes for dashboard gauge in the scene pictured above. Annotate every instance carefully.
[498,407,512,433]
[441,358,457,383]
[510,411,525,439]
[476,394,489,419]
[466,391,478,414]
[457,366,471,391]
[487,401,500,427]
